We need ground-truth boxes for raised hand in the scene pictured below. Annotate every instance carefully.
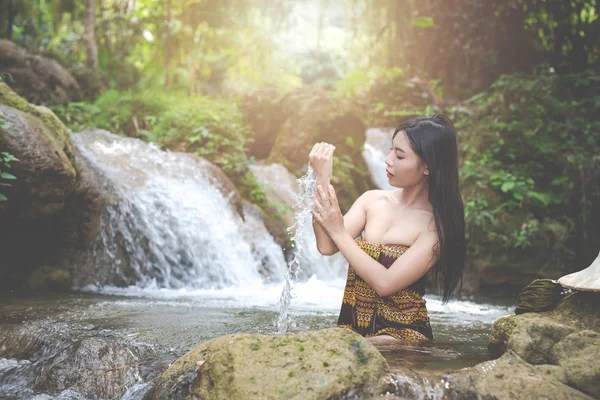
[308,142,336,184]
[312,184,344,236]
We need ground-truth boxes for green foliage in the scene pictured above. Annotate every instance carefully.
[0,114,18,201]
[456,70,600,270]
[0,150,19,202]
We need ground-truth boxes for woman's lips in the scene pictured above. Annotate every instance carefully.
[386,170,394,179]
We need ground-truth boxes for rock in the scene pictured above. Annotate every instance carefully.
[27,265,72,291]
[0,322,156,400]
[488,313,575,363]
[507,315,574,364]
[34,336,146,399]
[0,82,81,290]
[249,163,297,227]
[144,328,391,400]
[0,39,81,104]
[0,87,77,219]
[552,330,600,398]
[533,364,568,384]
[489,292,600,362]
[447,351,593,400]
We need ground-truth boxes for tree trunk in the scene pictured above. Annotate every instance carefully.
[6,0,14,40]
[164,0,172,89]
[83,0,98,69]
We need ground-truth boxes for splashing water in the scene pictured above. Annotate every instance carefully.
[276,167,318,333]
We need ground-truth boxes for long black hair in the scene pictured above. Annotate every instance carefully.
[393,114,466,303]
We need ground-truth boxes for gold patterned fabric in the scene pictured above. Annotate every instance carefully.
[337,237,433,342]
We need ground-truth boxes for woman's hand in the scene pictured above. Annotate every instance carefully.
[308,142,335,184]
[312,184,344,238]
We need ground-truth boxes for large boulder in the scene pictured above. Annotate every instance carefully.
[489,292,600,360]
[0,80,77,218]
[0,39,81,104]
[0,81,81,290]
[144,328,391,400]
[552,330,600,398]
[487,292,600,398]
[447,351,593,400]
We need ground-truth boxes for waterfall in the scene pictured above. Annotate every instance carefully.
[70,130,287,289]
[362,128,395,190]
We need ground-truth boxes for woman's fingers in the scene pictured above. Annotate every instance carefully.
[317,185,328,205]
[312,194,323,220]
[328,185,338,208]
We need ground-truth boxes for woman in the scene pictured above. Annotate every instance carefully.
[310,114,465,344]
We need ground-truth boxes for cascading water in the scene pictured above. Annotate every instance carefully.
[276,167,317,333]
[70,130,288,290]
[363,127,395,190]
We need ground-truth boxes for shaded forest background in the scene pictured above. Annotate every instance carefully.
[1,0,599,291]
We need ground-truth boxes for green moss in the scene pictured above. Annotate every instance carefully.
[322,361,330,367]
[249,340,261,351]
[0,79,76,167]
[288,371,294,377]
[297,344,305,352]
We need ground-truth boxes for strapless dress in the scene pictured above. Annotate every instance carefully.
[337,237,433,342]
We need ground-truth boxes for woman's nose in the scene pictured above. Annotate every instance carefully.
[385,152,393,167]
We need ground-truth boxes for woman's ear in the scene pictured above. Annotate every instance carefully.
[424,165,430,176]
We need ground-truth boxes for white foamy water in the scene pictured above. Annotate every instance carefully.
[362,127,396,190]
[71,130,288,289]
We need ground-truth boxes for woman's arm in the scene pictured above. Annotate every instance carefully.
[308,142,372,255]
[314,188,380,255]
[329,228,438,296]
[313,185,438,296]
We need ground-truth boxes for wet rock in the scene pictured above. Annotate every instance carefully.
[240,200,290,266]
[34,336,145,399]
[249,163,297,227]
[27,265,72,291]
[551,330,600,398]
[447,351,593,400]
[144,327,391,400]
[0,322,156,400]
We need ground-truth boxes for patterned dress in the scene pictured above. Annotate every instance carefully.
[337,237,433,342]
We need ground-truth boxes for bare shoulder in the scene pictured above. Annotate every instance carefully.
[359,189,397,208]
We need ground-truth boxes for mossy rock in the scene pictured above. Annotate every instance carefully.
[0,79,75,165]
[552,330,600,398]
[144,328,391,400]
[489,292,600,364]
[0,101,76,218]
[448,351,593,400]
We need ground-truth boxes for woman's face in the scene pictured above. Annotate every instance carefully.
[384,131,429,188]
